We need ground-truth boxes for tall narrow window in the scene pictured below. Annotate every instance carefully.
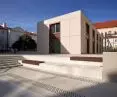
[50,24,55,33]
[97,34,98,53]
[92,30,95,54]
[56,23,60,32]
[86,23,90,36]
[86,23,90,54]
[93,30,95,38]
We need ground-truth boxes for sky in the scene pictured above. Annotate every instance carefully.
[0,0,117,32]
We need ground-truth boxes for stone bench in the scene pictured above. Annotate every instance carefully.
[22,60,44,65]
[70,56,103,62]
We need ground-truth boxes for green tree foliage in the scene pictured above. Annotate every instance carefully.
[12,34,37,51]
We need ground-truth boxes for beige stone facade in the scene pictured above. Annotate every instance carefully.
[37,10,103,54]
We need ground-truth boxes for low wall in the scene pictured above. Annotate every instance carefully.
[103,52,117,82]
[20,55,102,81]
[38,62,102,80]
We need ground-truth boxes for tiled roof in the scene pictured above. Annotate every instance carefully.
[94,20,117,29]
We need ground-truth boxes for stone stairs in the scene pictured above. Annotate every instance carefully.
[0,55,24,69]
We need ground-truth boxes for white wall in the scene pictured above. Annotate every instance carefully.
[37,21,49,54]
[37,11,82,54]
[9,29,37,48]
[9,30,23,47]
[103,52,117,82]
[37,10,103,54]
[60,11,81,54]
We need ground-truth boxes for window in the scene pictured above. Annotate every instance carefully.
[115,39,117,42]
[93,30,95,38]
[114,31,117,35]
[97,34,98,41]
[56,23,60,32]
[50,23,60,33]
[50,24,55,33]
[108,31,111,35]
[92,30,95,54]
[86,23,89,35]
[100,37,102,43]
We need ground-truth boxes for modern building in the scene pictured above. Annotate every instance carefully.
[0,23,37,51]
[37,10,103,54]
[94,20,117,50]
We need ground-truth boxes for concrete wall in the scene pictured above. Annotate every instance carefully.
[21,55,102,80]
[37,11,82,54]
[60,11,81,54]
[103,52,117,82]
[37,21,49,54]
[81,13,103,54]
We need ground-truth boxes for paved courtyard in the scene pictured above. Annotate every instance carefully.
[0,67,117,97]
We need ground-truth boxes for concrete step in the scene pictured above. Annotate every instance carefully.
[0,55,25,60]
[0,63,21,66]
[0,61,18,64]
[0,55,24,69]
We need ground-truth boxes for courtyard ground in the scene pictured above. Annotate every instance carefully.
[0,67,117,97]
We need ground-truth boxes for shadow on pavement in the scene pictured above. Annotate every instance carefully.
[0,80,18,97]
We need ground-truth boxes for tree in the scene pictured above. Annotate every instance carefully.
[12,34,37,51]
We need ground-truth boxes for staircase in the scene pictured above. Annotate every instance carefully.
[0,55,24,69]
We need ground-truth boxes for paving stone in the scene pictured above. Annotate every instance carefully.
[0,67,117,97]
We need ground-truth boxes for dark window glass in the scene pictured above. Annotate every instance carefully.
[92,30,95,54]
[50,23,60,33]
[50,24,55,33]
[56,23,60,32]
[100,37,101,42]
[108,31,111,35]
[93,30,95,37]
[86,23,89,35]
[87,39,89,54]
[97,34,98,41]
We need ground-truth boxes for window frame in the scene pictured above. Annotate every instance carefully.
[49,22,60,33]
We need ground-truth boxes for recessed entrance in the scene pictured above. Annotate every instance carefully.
[49,23,60,54]
[50,39,60,53]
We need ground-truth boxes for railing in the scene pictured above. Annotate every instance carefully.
[103,33,115,52]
